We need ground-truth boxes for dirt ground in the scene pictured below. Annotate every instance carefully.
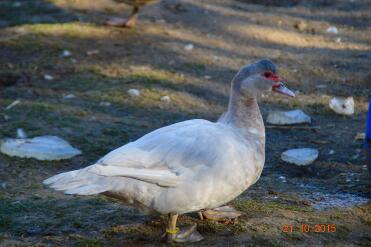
[0,0,370,246]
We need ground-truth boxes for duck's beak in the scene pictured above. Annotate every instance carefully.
[272,81,295,97]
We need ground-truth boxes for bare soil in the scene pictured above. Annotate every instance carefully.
[0,0,370,246]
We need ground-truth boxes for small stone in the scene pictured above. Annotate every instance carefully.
[335,37,341,43]
[13,2,22,7]
[266,109,311,125]
[63,94,76,99]
[1,182,7,189]
[160,95,171,103]
[315,84,327,89]
[127,89,140,97]
[204,75,211,80]
[184,43,194,51]
[44,74,54,81]
[329,150,335,155]
[326,26,338,34]
[281,148,319,166]
[329,97,354,115]
[61,50,72,57]
[99,101,111,107]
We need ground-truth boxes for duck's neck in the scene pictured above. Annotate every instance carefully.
[218,89,265,139]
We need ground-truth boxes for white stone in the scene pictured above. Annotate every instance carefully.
[63,94,76,99]
[86,50,99,56]
[0,136,81,160]
[44,74,54,80]
[266,109,311,125]
[184,43,194,51]
[329,97,354,115]
[128,89,140,97]
[160,95,171,103]
[281,148,319,166]
[326,26,338,34]
[61,50,72,57]
[329,150,335,155]
[204,75,211,80]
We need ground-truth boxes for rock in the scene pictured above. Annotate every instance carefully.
[160,95,171,103]
[355,133,365,140]
[44,74,54,81]
[281,148,319,166]
[204,75,211,80]
[61,50,72,57]
[326,26,338,34]
[0,136,81,161]
[184,43,194,51]
[127,89,140,97]
[63,93,76,99]
[329,150,335,155]
[266,109,311,125]
[329,97,354,115]
[335,37,341,43]
[5,99,20,110]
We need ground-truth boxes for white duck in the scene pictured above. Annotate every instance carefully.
[44,59,295,242]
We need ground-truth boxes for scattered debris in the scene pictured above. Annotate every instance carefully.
[326,26,338,34]
[160,95,171,103]
[128,88,140,97]
[5,99,20,110]
[329,96,354,115]
[16,128,27,139]
[355,133,365,140]
[184,43,194,51]
[87,50,99,56]
[61,50,72,57]
[281,148,319,166]
[266,109,311,125]
[278,176,287,183]
[63,94,76,99]
[308,192,369,210]
[99,101,111,107]
[0,136,81,160]
[44,74,54,81]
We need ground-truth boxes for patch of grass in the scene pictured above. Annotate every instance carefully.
[75,238,102,247]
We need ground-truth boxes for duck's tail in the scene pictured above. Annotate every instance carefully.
[43,166,111,195]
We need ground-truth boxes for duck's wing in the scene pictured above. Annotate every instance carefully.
[87,119,229,187]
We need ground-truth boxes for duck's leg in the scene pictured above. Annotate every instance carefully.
[199,205,242,224]
[165,213,203,243]
[106,6,139,28]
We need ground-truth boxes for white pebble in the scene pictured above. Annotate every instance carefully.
[329,97,354,115]
[160,95,171,103]
[61,50,72,57]
[16,128,27,139]
[204,75,211,80]
[329,150,335,155]
[44,74,54,80]
[326,26,338,34]
[63,94,76,99]
[128,89,140,97]
[184,43,194,51]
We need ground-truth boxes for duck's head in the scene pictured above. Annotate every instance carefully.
[233,59,295,98]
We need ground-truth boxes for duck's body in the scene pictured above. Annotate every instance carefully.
[44,59,294,242]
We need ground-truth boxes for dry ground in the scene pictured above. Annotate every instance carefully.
[0,0,370,246]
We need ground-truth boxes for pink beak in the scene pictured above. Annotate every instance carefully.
[272,81,295,97]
